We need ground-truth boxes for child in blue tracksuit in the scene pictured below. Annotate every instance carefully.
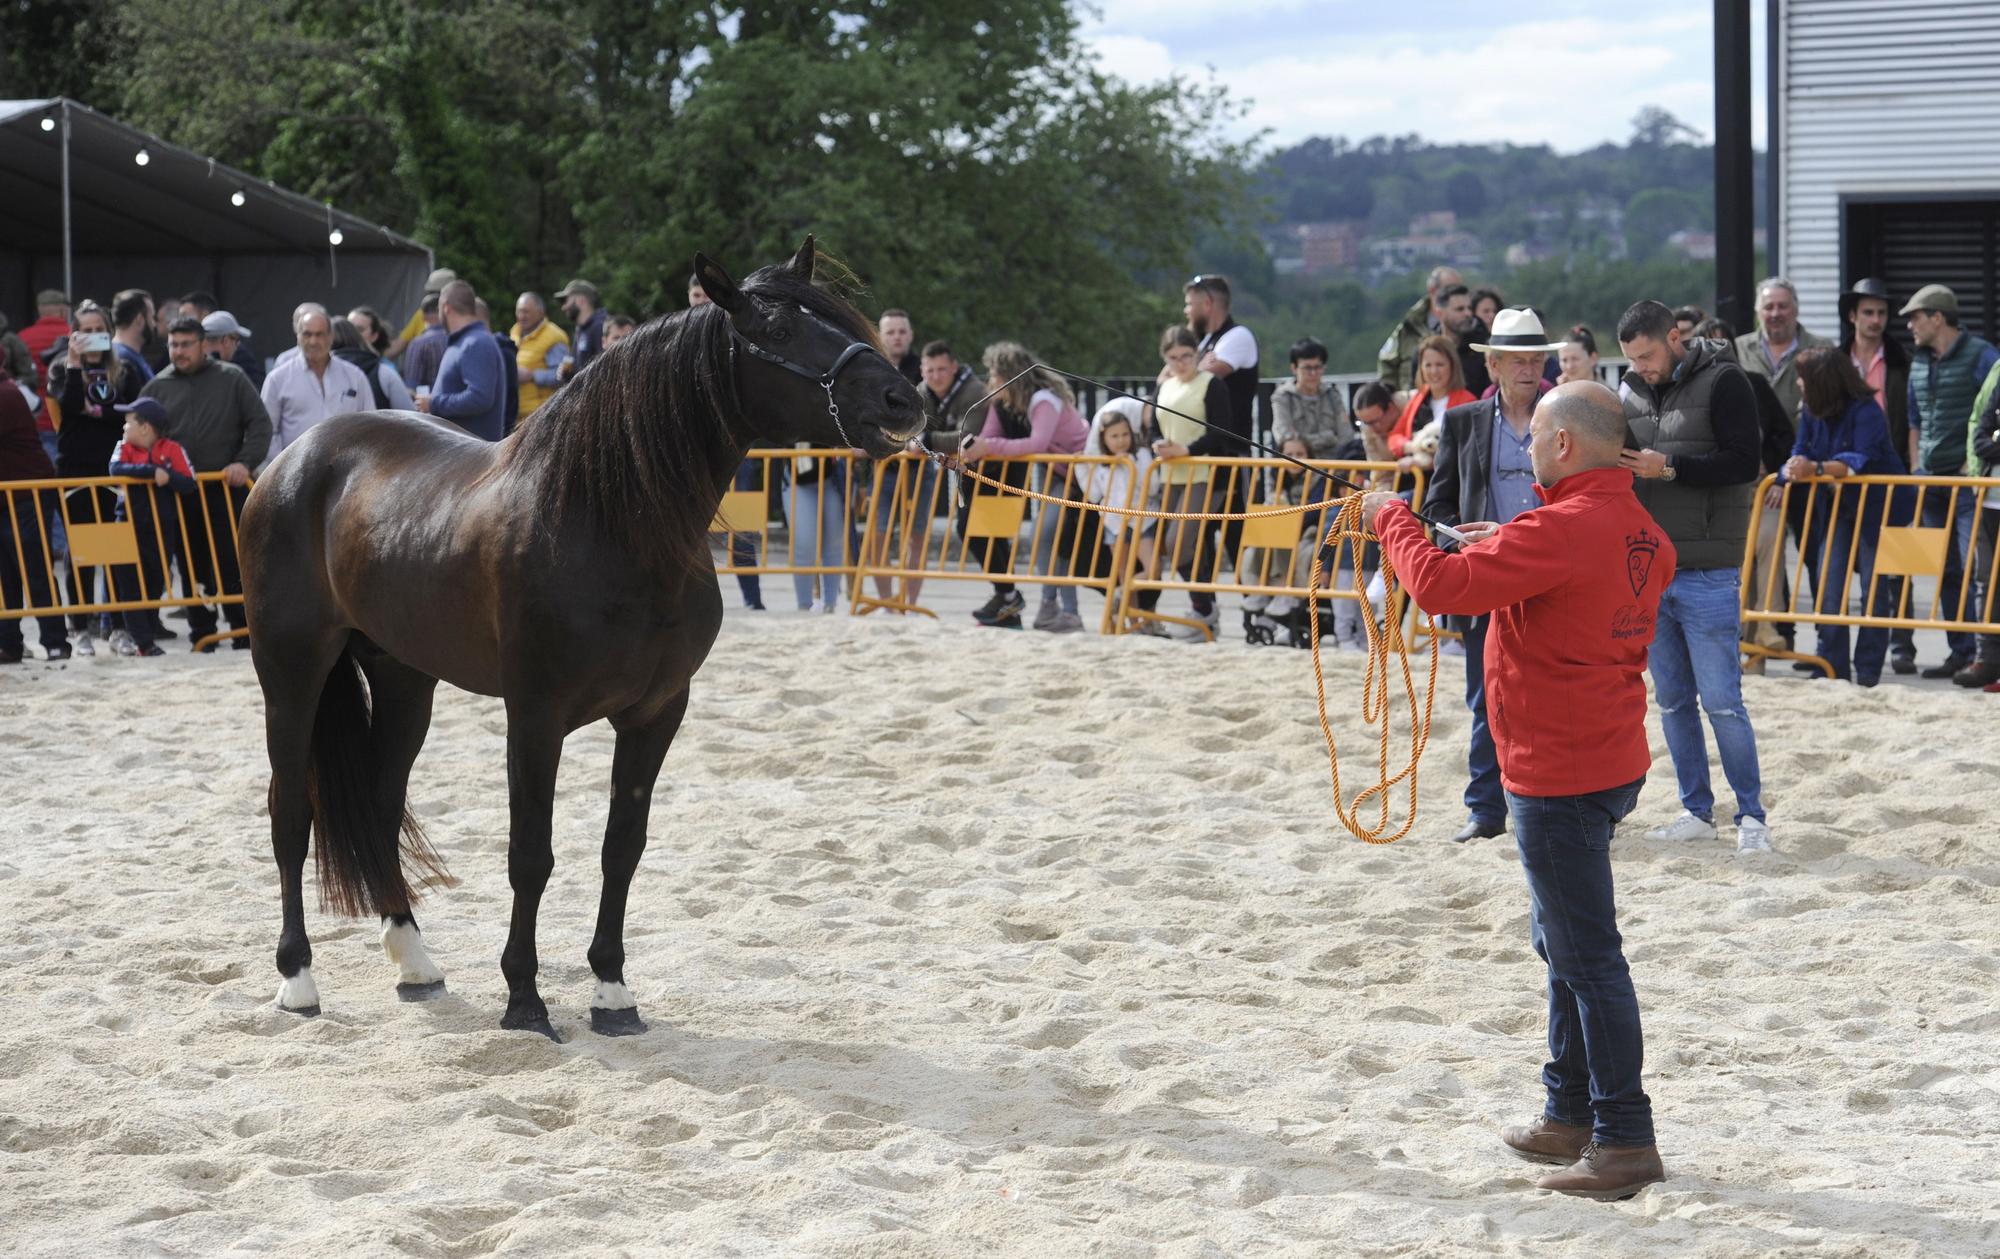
[106,398,197,656]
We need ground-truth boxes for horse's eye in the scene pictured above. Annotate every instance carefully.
[767,324,791,343]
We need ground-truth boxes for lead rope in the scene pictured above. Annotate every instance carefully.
[914,451,1439,843]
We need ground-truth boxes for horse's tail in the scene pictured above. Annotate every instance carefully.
[306,646,452,917]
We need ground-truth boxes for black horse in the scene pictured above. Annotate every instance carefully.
[238,238,922,1039]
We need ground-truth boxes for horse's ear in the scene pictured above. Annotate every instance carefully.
[692,253,747,316]
[788,234,816,282]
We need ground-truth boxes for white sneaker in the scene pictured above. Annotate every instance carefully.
[1646,811,1717,842]
[109,629,137,657]
[72,632,95,657]
[1045,611,1085,634]
[1168,607,1221,642]
[1031,599,1063,631]
[1736,817,1774,854]
[818,600,839,615]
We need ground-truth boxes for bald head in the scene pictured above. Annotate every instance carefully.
[1529,381,1630,486]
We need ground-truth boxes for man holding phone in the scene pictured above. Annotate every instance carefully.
[1361,381,1675,1200]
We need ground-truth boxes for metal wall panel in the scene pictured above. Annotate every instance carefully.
[1780,0,2000,335]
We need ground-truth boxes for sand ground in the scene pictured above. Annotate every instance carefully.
[2,600,1997,1258]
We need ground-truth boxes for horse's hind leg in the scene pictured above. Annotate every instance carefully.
[255,632,345,1016]
[587,690,689,1036]
[356,654,446,1001]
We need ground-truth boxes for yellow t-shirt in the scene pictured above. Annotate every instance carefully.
[1154,370,1214,485]
[398,307,426,346]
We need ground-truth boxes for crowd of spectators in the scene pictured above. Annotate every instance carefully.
[0,268,630,662]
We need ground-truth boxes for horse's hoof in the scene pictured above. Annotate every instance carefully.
[396,980,447,1002]
[275,969,321,1017]
[501,1010,563,1043]
[590,1006,647,1037]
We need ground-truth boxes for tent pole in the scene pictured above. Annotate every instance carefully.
[60,99,73,301]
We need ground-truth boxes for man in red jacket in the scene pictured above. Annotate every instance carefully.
[1363,380,1674,1201]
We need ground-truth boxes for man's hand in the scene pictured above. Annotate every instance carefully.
[1618,448,1669,478]
[1452,520,1503,545]
[1823,458,1852,478]
[413,393,432,414]
[1360,491,1401,530]
[958,434,989,463]
[1783,455,1815,481]
[516,365,533,384]
[153,467,170,487]
[1152,440,1190,460]
[223,462,250,487]
[1199,351,1233,377]
[1763,483,1783,511]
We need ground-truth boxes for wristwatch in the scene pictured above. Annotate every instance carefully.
[1659,456,1677,482]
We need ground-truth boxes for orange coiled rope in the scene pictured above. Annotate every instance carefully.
[942,457,1440,843]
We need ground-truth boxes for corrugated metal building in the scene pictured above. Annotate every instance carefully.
[1778,0,2000,340]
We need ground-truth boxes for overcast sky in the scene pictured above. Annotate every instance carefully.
[1080,1,1767,154]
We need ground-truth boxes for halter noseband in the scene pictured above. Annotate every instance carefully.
[725,305,890,449]
[725,308,883,389]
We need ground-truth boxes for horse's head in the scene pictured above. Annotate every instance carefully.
[694,237,924,459]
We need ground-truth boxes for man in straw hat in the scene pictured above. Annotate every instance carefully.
[1362,380,1675,1201]
[1423,309,1569,843]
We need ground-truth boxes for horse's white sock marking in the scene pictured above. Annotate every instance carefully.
[276,968,321,1011]
[380,920,446,985]
[592,980,636,1011]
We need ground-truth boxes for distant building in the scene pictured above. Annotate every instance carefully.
[1775,0,2000,337]
[1668,230,1717,261]
[1366,211,1483,280]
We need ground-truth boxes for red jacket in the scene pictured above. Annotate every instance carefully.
[19,315,68,414]
[0,372,54,479]
[1376,465,1676,798]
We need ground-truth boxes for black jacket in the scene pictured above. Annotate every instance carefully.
[1422,395,1499,530]
[1836,331,1912,458]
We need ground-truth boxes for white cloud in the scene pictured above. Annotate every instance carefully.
[1084,13,1742,153]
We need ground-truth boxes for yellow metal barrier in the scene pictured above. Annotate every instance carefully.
[1741,472,2000,676]
[1,471,254,652]
[849,452,1141,630]
[1112,456,1425,643]
[708,449,868,609]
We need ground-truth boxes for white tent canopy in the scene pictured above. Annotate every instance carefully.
[0,98,431,358]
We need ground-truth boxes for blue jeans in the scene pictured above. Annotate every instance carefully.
[1030,465,1079,615]
[788,469,846,609]
[1805,507,1896,682]
[1461,614,1504,827]
[730,460,764,607]
[1649,567,1764,825]
[1509,776,1654,1147]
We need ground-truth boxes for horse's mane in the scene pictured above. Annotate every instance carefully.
[502,261,882,578]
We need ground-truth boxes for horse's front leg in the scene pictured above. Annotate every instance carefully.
[499,706,565,1041]
[587,690,690,1036]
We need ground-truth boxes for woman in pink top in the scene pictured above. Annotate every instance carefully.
[959,341,1089,630]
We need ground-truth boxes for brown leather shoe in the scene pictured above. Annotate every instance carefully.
[1535,1141,1665,1200]
[1500,1116,1592,1165]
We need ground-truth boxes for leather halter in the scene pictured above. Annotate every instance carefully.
[726,306,885,388]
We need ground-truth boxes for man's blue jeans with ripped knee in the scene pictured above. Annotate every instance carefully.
[1647,566,1764,825]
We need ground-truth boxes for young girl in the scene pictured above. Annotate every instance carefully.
[1064,402,1158,619]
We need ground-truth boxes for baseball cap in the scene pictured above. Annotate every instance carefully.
[115,396,171,430]
[1898,283,1958,317]
[424,267,458,294]
[36,288,68,307]
[555,279,599,302]
[202,311,252,338]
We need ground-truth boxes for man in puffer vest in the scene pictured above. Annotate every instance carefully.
[1617,300,1774,855]
[510,292,572,421]
[1892,284,1999,680]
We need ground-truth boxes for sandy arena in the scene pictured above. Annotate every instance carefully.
[2,609,1998,1257]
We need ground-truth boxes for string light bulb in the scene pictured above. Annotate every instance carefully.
[327,227,344,246]
[134,147,151,166]
[231,187,246,207]
[40,115,56,133]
